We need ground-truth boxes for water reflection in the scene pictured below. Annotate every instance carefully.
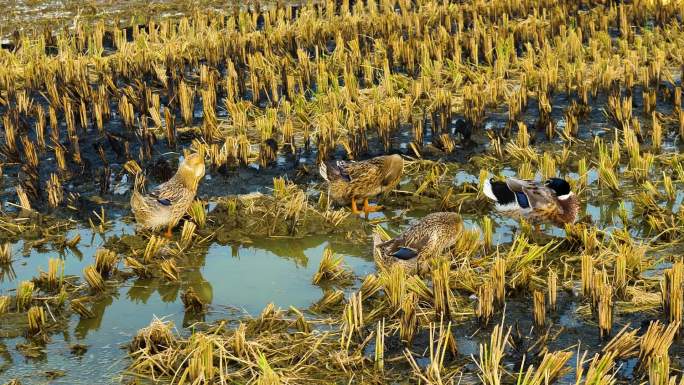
[9,229,377,352]
[0,265,16,283]
[74,294,115,340]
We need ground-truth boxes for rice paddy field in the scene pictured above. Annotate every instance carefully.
[1,0,684,384]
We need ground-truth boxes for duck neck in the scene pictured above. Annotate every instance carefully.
[176,166,200,191]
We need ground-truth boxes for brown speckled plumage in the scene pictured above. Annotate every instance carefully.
[131,153,205,232]
[320,154,403,206]
[373,212,463,274]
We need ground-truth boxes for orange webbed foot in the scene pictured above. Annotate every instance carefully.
[362,198,383,214]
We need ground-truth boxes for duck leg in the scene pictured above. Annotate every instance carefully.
[350,198,362,214]
[163,225,173,239]
[530,223,544,244]
[362,198,383,213]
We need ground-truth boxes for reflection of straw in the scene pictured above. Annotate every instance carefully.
[0,243,11,264]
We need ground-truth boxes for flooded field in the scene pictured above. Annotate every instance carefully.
[1,0,684,384]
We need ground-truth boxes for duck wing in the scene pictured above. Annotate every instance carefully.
[338,160,372,181]
[505,178,556,209]
[321,155,401,185]
[149,178,186,206]
[374,236,419,261]
[342,157,393,183]
[392,247,420,260]
[384,224,434,261]
[379,237,425,261]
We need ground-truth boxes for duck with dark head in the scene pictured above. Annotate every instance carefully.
[483,176,579,229]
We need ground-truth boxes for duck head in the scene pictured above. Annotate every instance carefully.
[453,119,473,142]
[545,178,572,200]
[545,177,579,224]
[177,153,206,190]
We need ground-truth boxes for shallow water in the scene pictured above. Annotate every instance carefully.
[1,173,681,384]
[0,222,379,384]
[2,142,684,384]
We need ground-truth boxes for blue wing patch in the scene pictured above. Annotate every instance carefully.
[392,247,419,260]
[515,192,530,208]
[157,198,172,206]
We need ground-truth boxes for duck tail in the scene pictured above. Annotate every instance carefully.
[133,173,146,193]
[483,178,519,211]
[130,189,146,214]
[482,178,497,201]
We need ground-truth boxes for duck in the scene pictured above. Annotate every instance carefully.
[319,154,403,215]
[130,153,205,237]
[482,177,579,228]
[372,212,463,274]
[454,118,473,145]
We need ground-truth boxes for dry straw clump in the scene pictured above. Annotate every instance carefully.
[130,318,177,354]
[312,248,353,285]
[83,265,105,292]
[474,320,511,385]
[37,258,64,292]
[94,248,118,278]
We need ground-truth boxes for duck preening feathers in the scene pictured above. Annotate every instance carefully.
[483,177,579,228]
[131,153,206,237]
[373,212,463,274]
[319,154,403,215]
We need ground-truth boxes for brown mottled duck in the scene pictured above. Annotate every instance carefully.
[131,153,206,237]
[319,154,403,215]
[373,212,463,274]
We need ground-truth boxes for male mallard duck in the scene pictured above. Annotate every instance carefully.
[131,153,205,237]
[483,177,579,228]
[373,212,463,274]
[319,154,403,214]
